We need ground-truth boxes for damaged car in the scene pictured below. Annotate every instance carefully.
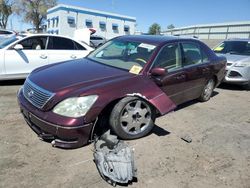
[17,35,226,149]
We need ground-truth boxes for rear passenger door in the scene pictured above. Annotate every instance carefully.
[180,42,211,101]
[47,36,89,64]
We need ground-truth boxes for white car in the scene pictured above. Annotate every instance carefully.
[0,34,93,80]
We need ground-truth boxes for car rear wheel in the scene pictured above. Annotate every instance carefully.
[109,97,156,139]
[198,79,215,102]
[243,82,250,90]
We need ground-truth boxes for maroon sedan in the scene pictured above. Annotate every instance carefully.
[17,35,226,149]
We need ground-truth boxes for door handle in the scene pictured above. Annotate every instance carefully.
[71,55,77,59]
[40,54,47,59]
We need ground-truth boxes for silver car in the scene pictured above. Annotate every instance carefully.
[214,39,250,89]
[90,35,106,48]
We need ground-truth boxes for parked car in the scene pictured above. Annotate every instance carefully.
[90,35,106,48]
[213,39,250,89]
[17,35,226,149]
[0,29,16,38]
[0,34,93,80]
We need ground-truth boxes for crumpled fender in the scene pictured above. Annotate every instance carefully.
[85,76,176,122]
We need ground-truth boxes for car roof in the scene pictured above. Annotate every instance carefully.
[115,35,199,46]
[23,33,73,39]
[226,38,250,42]
[19,34,90,46]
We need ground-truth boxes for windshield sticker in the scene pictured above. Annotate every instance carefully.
[138,43,156,50]
[129,65,143,74]
[214,46,224,51]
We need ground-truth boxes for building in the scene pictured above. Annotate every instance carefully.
[162,21,250,39]
[46,4,136,39]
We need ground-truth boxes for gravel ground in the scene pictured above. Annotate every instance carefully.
[0,80,249,188]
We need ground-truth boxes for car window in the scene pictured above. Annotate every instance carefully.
[88,40,156,71]
[74,42,86,50]
[19,36,47,50]
[0,30,12,35]
[48,36,76,50]
[153,43,182,72]
[182,42,202,66]
[201,48,209,62]
[91,36,103,40]
[0,36,19,49]
[213,41,250,56]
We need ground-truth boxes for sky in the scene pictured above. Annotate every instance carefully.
[7,0,250,32]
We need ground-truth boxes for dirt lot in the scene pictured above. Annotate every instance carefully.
[0,80,249,188]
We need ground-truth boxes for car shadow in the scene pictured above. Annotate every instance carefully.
[174,90,219,112]
[218,83,247,91]
[0,79,25,86]
[151,124,171,137]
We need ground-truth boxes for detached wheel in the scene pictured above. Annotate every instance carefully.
[199,79,215,102]
[109,97,156,139]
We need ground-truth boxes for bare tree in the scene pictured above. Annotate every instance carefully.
[14,0,57,32]
[0,0,12,29]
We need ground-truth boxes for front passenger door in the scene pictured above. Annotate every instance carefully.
[4,36,48,76]
[151,43,186,105]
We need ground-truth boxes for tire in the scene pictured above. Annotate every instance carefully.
[109,97,156,140]
[243,82,250,90]
[198,79,215,102]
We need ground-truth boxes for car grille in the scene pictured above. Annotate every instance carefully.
[23,79,55,109]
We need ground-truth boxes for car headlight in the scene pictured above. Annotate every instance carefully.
[234,62,250,67]
[53,95,98,118]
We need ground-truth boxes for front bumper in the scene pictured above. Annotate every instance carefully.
[18,89,94,149]
[224,66,250,85]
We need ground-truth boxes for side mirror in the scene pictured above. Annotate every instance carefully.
[13,44,24,50]
[150,67,166,76]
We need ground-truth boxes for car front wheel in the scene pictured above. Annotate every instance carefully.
[109,97,156,139]
[198,79,215,102]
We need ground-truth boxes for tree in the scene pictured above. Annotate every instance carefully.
[0,0,12,29]
[14,0,57,32]
[167,24,175,30]
[148,23,161,35]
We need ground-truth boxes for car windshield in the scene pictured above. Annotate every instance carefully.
[0,36,19,49]
[88,39,157,72]
[213,41,250,56]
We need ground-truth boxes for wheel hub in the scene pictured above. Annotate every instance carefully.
[120,100,151,135]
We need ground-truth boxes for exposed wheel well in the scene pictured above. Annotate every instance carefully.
[213,75,219,87]
[90,96,157,140]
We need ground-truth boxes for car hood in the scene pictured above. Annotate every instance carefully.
[217,53,250,65]
[29,58,134,94]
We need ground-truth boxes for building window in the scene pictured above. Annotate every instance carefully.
[67,16,75,25]
[56,16,59,27]
[85,19,93,28]
[52,18,55,28]
[124,25,130,32]
[99,21,106,30]
[112,23,118,31]
[47,19,50,28]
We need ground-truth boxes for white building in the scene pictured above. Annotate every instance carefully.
[162,21,250,39]
[46,4,136,39]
